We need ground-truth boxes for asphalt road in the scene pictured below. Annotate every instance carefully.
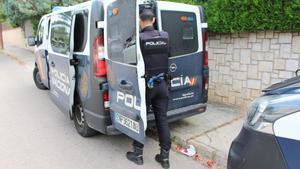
[0,52,207,169]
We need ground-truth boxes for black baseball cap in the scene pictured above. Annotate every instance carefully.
[140,9,155,20]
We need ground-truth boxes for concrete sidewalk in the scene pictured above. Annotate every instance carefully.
[168,103,244,168]
[1,45,245,169]
[1,44,35,69]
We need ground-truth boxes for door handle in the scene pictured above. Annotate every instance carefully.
[119,80,133,91]
[50,62,55,67]
[70,59,79,66]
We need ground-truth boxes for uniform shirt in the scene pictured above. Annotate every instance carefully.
[140,26,169,77]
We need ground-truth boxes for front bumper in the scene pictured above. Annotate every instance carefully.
[228,126,287,169]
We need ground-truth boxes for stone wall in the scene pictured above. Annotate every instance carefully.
[208,31,300,110]
[3,26,34,51]
[3,28,27,49]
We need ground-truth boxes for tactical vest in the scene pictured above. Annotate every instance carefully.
[140,29,169,77]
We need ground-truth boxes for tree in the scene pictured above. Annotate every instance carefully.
[0,0,6,49]
[3,0,88,32]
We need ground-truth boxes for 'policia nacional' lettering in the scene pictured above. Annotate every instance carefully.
[51,68,71,96]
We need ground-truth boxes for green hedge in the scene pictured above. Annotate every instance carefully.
[169,0,300,33]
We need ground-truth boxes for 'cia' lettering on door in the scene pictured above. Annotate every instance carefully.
[171,75,197,88]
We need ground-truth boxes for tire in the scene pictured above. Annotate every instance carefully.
[33,67,48,90]
[74,99,98,137]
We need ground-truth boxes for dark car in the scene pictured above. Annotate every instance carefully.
[228,70,300,169]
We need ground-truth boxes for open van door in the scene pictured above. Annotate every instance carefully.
[103,0,147,144]
[48,11,76,115]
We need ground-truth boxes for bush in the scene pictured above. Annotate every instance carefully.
[169,0,300,33]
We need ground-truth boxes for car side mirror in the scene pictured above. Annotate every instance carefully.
[27,36,36,47]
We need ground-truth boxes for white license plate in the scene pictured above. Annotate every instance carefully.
[115,112,140,134]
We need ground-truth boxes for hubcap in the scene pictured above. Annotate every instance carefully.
[75,105,85,127]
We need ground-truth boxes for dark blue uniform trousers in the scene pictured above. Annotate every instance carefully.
[133,80,171,151]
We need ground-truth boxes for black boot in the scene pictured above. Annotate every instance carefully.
[126,146,144,165]
[155,149,170,169]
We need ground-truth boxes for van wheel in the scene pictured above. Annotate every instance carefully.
[74,102,98,137]
[33,67,48,90]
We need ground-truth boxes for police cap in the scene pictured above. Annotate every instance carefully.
[140,9,155,21]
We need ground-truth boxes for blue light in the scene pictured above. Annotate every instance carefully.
[188,17,194,22]
[108,10,113,17]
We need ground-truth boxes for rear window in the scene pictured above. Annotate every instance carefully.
[107,1,137,65]
[161,11,198,57]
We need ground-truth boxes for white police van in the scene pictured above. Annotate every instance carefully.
[29,0,209,143]
[228,71,300,169]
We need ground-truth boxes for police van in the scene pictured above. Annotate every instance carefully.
[228,71,300,169]
[28,0,209,143]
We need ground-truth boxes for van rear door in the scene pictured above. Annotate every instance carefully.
[104,0,147,144]
[156,2,207,111]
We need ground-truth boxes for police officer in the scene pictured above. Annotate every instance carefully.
[126,9,171,169]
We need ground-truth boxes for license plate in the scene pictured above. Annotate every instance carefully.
[115,112,140,134]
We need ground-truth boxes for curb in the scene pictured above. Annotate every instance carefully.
[149,126,227,169]
[170,115,244,169]
[172,133,227,169]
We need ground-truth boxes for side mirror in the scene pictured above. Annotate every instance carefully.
[27,36,36,47]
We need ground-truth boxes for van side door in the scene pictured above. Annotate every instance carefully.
[35,17,50,88]
[48,11,76,114]
[103,0,147,144]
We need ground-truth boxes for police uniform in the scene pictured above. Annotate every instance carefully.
[133,26,171,151]
[126,9,171,169]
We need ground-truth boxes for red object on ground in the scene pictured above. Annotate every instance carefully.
[207,160,215,168]
[194,154,201,161]
[176,145,182,152]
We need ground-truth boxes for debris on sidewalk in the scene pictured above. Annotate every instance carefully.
[207,159,215,168]
[176,144,196,157]
[176,144,216,168]
[169,103,244,169]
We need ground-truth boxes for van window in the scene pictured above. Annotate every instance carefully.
[161,11,198,57]
[36,19,45,46]
[107,1,137,65]
[74,11,88,52]
[50,12,72,55]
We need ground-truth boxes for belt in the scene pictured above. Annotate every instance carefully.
[147,73,165,89]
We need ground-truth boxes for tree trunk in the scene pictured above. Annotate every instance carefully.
[0,23,3,49]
